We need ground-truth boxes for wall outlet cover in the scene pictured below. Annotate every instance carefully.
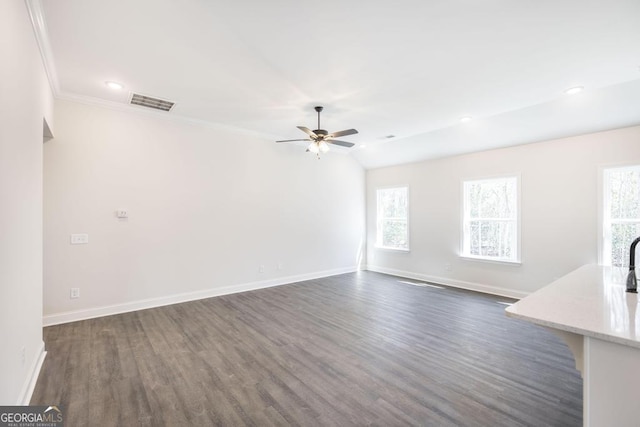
[70,234,89,244]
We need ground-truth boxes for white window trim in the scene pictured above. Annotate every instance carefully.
[599,163,640,266]
[375,185,410,252]
[376,246,411,253]
[459,255,522,266]
[459,174,522,263]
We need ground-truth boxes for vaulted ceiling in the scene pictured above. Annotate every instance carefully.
[30,0,640,168]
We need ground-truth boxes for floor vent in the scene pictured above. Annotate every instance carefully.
[129,93,175,111]
[397,280,444,289]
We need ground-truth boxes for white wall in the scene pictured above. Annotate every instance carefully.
[366,126,640,298]
[43,100,365,323]
[0,1,53,404]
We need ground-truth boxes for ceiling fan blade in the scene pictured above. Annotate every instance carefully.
[297,126,318,139]
[276,139,311,143]
[327,140,355,148]
[328,129,358,139]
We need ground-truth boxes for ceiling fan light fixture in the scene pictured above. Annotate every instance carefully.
[276,106,358,156]
[308,142,320,153]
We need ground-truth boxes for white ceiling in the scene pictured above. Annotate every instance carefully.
[32,0,640,169]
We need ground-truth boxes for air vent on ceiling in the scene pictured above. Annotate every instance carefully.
[129,93,175,112]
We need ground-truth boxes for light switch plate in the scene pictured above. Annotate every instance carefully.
[70,234,89,244]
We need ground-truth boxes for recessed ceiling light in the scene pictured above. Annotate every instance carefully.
[564,86,584,95]
[105,81,124,90]
[460,116,472,123]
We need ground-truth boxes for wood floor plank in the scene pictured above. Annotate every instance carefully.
[31,271,582,426]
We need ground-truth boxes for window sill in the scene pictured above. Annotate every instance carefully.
[459,255,521,266]
[375,246,410,253]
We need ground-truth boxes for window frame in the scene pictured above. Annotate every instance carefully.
[599,163,640,267]
[460,174,521,264]
[375,185,410,252]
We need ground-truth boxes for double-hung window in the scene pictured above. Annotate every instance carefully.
[602,165,640,267]
[462,176,519,262]
[376,187,409,251]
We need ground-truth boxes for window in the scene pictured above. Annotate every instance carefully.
[603,165,640,267]
[462,176,519,262]
[376,187,409,250]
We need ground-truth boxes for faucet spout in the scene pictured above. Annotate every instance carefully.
[626,236,640,293]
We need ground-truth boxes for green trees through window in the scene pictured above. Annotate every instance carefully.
[376,187,409,250]
[603,166,640,267]
[463,176,519,262]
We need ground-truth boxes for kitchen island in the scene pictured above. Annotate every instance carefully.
[506,264,640,427]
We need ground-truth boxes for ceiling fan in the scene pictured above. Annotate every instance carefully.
[276,106,358,158]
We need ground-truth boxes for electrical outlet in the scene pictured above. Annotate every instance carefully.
[70,234,89,244]
[277,262,283,271]
[116,209,128,219]
[259,265,265,273]
[70,288,80,299]
[20,346,25,365]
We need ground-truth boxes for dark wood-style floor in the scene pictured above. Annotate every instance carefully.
[31,272,582,426]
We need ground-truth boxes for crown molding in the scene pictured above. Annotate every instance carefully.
[56,91,276,140]
[57,92,353,155]
[24,0,60,96]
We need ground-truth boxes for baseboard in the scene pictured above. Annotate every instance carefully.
[365,265,529,300]
[18,341,46,405]
[43,266,358,326]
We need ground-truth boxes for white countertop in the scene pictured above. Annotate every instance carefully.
[506,264,640,349]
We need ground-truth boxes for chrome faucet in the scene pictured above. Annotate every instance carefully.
[626,236,640,293]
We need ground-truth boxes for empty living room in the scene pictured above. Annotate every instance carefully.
[2,0,640,426]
